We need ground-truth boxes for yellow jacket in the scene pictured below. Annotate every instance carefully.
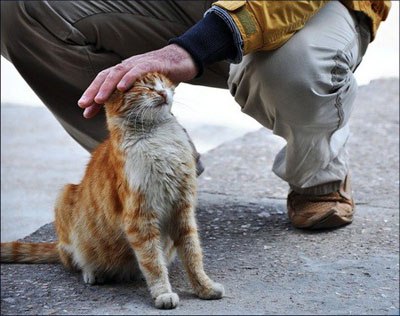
[212,1,391,54]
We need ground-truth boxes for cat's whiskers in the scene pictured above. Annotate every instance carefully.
[141,105,147,134]
[148,99,157,126]
[123,109,137,139]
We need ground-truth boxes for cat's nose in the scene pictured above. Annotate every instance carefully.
[159,90,167,103]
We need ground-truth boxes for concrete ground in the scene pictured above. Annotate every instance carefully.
[1,79,399,315]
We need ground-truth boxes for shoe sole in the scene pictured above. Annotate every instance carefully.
[309,210,354,230]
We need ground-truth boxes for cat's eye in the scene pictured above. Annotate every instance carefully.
[135,85,153,91]
[143,86,156,92]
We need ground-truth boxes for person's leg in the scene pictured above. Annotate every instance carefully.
[1,1,228,154]
[228,1,371,228]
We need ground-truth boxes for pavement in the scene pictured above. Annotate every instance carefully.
[1,78,399,315]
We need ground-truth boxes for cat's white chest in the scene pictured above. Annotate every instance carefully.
[122,120,194,215]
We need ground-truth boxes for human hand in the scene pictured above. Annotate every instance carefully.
[77,44,198,118]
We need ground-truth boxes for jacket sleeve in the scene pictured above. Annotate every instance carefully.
[210,1,328,55]
[169,12,237,77]
[339,1,391,40]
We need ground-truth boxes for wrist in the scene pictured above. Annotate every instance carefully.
[168,12,238,78]
[162,44,199,82]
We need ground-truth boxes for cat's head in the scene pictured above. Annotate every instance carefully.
[105,72,175,126]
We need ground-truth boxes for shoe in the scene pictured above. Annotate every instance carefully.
[287,175,354,229]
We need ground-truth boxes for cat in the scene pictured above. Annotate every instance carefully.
[1,72,224,309]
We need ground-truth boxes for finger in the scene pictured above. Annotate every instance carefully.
[117,65,150,91]
[94,64,127,104]
[78,69,110,107]
[79,100,97,112]
[83,103,102,119]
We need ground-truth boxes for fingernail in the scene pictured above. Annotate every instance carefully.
[83,108,90,118]
[78,97,87,105]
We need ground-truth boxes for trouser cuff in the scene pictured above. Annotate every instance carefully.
[290,180,343,196]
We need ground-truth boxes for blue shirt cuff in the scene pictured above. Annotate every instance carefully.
[169,12,241,78]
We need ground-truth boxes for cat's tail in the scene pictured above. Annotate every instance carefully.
[0,242,60,263]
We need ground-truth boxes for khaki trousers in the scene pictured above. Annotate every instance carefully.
[1,1,370,194]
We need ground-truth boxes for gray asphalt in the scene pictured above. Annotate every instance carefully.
[1,78,399,315]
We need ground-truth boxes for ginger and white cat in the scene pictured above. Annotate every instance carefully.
[1,73,224,309]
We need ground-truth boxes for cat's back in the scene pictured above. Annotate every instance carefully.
[59,138,126,220]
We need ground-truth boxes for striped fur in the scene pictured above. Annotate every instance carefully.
[0,73,224,309]
[1,242,59,263]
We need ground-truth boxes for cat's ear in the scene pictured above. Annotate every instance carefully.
[158,73,175,90]
[104,90,124,118]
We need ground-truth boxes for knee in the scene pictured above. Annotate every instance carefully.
[1,1,21,33]
[1,2,20,58]
[274,35,357,129]
[231,35,356,130]
[1,1,34,60]
[229,46,328,129]
[262,34,332,104]
[1,1,61,61]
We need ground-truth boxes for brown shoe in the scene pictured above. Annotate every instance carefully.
[287,175,355,229]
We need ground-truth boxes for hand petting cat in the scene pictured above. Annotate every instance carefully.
[77,44,198,119]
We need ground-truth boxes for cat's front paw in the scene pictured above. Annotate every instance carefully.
[82,270,105,285]
[155,292,179,309]
[197,282,225,300]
